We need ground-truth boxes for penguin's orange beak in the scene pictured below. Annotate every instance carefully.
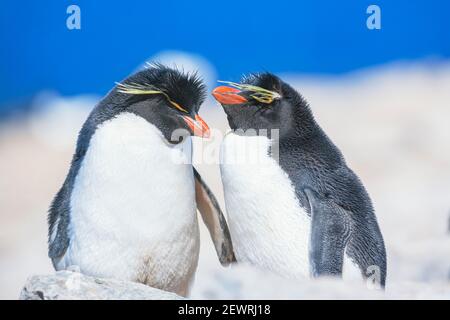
[182,114,210,138]
[212,86,248,105]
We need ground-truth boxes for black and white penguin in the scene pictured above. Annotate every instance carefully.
[212,73,387,286]
[48,64,235,296]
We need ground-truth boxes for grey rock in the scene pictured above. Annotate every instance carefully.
[19,271,184,300]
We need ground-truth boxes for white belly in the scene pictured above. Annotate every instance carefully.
[220,133,311,279]
[58,112,199,295]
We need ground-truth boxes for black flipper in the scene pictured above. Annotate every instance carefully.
[48,147,86,269]
[345,219,387,288]
[194,167,236,266]
[48,173,76,269]
[304,188,351,277]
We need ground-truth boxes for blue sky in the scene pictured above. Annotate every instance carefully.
[1,0,449,112]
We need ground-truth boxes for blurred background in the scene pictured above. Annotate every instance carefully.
[1,0,450,299]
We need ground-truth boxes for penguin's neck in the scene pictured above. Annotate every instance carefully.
[284,106,318,141]
[71,112,196,237]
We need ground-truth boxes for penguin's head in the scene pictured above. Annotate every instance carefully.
[114,63,209,143]
[212,73,311,137]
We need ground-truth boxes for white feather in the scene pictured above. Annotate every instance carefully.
[220,133,311,279]
[57,112,199,295]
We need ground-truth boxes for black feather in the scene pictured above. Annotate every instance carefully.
[242,72,282,93]
[120,63,206,113]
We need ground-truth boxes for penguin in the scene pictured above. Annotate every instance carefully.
[212,73,387,287]
[48,64,235,296]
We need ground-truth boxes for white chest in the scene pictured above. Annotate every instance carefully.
[60,112,199,294]
[220,133,311,279]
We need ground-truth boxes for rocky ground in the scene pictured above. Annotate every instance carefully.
[20,271,184,300]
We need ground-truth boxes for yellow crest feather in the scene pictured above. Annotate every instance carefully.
[217,80,281,104]
[115,81,188,113]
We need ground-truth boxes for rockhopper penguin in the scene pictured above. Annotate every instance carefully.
[48,64,235,296]
[212,73,387,286]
